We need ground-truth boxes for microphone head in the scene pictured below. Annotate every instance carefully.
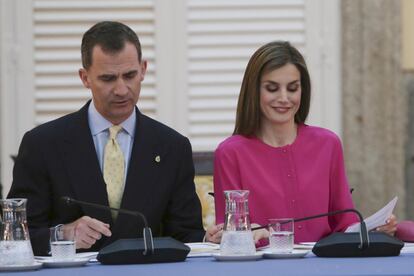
[61,196,73,205]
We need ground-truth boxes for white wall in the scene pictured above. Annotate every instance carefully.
[1,0,35,197]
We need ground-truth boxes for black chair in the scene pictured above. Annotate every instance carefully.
[193,151,214,175]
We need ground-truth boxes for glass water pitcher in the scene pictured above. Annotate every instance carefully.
[220,190,255,255]
[0,198,35,266]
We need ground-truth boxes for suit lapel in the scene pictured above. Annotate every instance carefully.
[61,102,112,224]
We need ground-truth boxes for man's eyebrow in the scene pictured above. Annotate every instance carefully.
[123,70,138,75]
[98,73,116,78]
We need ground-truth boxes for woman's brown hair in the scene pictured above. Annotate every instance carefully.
[233,41,311,136]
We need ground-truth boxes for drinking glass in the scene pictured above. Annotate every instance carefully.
[268,218,294,253]
[50,225,76,260]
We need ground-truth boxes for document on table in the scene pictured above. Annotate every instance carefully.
[401,243,414,254]
[345,196,398,233]
[185,242,220,257]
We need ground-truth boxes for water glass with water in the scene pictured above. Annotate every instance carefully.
[268,218,294,253]
[50,225,76,260]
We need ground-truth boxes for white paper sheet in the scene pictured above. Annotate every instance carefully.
[345,196,398,233]
[401,242,414,254]
[185,242,220,257]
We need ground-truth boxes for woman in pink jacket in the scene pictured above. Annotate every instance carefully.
[213,41,397,244]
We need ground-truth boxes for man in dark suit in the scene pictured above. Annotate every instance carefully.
[8,21,221,256]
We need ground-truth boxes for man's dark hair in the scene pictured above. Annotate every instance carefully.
[81,21,142,69]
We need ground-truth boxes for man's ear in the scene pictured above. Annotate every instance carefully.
[139,60,147,81]
[79,68,90,89]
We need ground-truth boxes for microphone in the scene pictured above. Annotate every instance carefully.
[253,209,403,257]
[62,196,154,255]
[61,196,191,264]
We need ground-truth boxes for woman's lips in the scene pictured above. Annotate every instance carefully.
[273,107,290,113]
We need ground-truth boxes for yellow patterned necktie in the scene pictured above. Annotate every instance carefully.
[103,125,125,220]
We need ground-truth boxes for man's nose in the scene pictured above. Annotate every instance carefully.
[114,78,128,95]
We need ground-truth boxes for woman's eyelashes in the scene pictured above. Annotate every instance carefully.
[264,82,299,93]
[265,83,279,92]
[287,83,299,92]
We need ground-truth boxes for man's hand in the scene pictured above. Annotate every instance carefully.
[63,216,112,249]
[204,223,224,243]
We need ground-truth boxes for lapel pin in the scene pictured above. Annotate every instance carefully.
[155,155,161,163]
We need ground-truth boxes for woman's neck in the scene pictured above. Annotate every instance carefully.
[257,121,298,147]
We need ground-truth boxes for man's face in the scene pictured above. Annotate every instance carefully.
[79,42,147,124]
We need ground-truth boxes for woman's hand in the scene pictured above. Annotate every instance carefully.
[205,223,270,244]
[204,223,224,243]
[251,223,270,244]
[376,214,397,236]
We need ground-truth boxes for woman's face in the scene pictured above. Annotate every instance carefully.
[259,63,302,128]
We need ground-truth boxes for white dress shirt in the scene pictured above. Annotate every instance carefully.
[87,101,136,184]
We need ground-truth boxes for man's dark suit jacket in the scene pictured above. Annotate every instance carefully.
[8,101,205,255]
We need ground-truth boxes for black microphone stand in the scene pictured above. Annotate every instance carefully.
[62,196,154,255]
[61,196,191,264]
[252,208,403,257]
[292,209,369,250]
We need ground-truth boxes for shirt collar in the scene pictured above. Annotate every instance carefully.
[88,100,136,137]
